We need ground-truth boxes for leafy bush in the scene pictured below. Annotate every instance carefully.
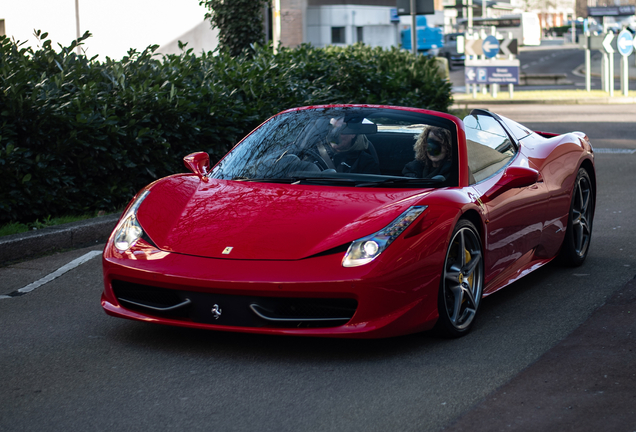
[0,33,452,224]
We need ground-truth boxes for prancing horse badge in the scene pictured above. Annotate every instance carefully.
[222,247,233,255]
[211,304,222,319]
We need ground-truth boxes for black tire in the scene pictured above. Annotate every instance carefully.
[559,168,594,267]
[432,219,484,338]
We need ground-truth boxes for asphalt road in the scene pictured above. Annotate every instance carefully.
[1,105,635,431]
[450,41,634,91]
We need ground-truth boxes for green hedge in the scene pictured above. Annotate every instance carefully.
[0,32,452,224]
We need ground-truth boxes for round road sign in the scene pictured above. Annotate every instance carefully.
[617,29,634,57]
[482,35,500,58]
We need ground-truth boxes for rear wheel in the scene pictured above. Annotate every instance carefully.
[433,219,484,338]
[559,168,594,266]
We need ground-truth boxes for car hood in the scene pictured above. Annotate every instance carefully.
[136,175,432,260]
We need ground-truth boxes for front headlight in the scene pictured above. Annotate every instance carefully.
[113,190,150,251]
[342,206,427,267]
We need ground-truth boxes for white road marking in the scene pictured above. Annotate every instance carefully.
[0,250,102,299]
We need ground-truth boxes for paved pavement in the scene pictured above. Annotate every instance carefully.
[444,276,636,431]
[1,102,635,430]
[2,205,634,431]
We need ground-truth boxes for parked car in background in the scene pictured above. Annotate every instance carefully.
[438,33,465,70]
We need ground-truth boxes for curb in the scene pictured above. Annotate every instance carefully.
[0,214,120,265]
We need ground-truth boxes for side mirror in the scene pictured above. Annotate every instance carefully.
[484,166,539,201]
[183,152,210,182]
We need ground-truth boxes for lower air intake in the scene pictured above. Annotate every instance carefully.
[111,279,356,328]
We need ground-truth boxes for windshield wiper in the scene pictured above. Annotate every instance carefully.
[231,177,358,185]
[232,177,297,183]
[355,176,445,187]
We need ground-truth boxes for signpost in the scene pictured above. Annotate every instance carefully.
[579,4,636,98]
[482,36,500,58]
[465,59,520,85]
[459,35,520,98]
[464,38,483,56]
[580,31,627,96]
[602,32,615,96]
[617,29,634,96]
[499,38,518,57]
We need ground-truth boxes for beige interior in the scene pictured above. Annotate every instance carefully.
[466,140,512,183]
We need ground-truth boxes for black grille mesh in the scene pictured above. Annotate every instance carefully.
[111,279,356,328]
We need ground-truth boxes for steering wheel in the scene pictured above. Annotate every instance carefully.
[302,148,331,171]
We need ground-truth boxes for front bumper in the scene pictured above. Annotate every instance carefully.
[102,239,444,338]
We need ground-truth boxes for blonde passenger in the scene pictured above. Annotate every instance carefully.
[402,126,452,179]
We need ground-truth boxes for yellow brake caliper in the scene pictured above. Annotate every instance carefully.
[464,249,474,291]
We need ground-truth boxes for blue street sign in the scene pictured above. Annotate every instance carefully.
[617,29,634,57]
[390,8,400,23]
[465,62,519,85]
[482,35,500,58]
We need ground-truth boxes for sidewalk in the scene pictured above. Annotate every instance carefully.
[453,90,636,105]
[0,213,119,265]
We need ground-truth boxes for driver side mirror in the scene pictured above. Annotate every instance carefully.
[183,152,210,182]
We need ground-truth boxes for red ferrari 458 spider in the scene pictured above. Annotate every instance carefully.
[102,105,595,338]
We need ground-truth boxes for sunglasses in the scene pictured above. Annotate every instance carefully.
[426,138,444,156]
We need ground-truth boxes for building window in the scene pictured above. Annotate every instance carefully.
[356,26,364,43]
[332,27,345,44]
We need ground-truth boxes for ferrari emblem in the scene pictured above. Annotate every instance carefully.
[211,304,222,319]
[222,247,233,255]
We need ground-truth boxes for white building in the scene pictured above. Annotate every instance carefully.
[157,21,219,55]
[306,5,400,47]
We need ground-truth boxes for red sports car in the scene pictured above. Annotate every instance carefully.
[101,105,595,338]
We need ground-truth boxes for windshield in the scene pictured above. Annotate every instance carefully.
[211,107,458,188]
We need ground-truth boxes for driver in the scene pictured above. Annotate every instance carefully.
[327,117,380,174]
[403,126,452,179]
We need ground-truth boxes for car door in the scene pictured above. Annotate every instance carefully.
[463,111,549,292]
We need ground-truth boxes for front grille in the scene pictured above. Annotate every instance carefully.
[111,279,357,328]
[112,280,189,318]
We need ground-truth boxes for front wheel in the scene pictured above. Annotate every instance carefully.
[559,168,594,266]
[432,219,484,338]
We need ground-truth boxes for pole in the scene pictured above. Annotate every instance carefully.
[411,0,417,55]
[508,32,514,99]
[585,33,591,92]
[622,55,629,96]
[480,28,486,94]
[273,0,281,54]
[602,53,608,92]
[609,50,614,97]
[75,0,81,55]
